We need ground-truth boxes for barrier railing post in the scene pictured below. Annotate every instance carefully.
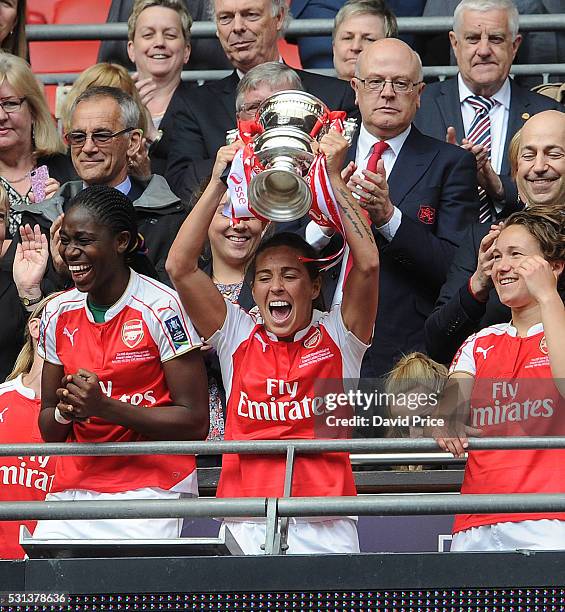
[263,497,281,555]
[278,445,296,554]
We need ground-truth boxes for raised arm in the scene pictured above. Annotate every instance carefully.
[318,132,379,344]
[518,255,565,397]
[166,142,244,340]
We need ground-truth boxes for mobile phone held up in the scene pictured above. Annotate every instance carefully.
[30,165,49,203]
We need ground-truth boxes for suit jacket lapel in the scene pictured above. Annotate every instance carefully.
[216,71,239,125]
[387,127,438,207]
[436,77,465,142]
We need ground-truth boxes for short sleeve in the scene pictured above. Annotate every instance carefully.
[207,300,256,359]
[151,294,202,362]
[318,305,370,380]
[37,303,62,365]
[449,333,477,376]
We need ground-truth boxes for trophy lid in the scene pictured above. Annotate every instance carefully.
[255,90,330,135]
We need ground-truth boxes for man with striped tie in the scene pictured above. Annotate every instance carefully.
[414,0,562,222]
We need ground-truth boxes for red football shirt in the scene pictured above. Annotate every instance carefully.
[38,270,202,494]
[208,302,369,499]
[450,322,565,533]
[0,376,55,558]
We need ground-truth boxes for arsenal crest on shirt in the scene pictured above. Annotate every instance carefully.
[121,319,145,349]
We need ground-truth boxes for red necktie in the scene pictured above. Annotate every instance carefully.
[343,141,389,283]
[366,140,389,173]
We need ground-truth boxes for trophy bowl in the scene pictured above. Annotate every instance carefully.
[247,90,332,222]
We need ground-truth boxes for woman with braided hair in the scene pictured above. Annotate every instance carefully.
[35,185,208,541]
[436,207,565,551]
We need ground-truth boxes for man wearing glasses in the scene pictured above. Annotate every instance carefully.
[33,86,186,287]
[308,37,479,380]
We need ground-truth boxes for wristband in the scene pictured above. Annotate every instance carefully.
[54,407,72,425]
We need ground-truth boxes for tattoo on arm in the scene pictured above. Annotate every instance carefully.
[336,186,375,241]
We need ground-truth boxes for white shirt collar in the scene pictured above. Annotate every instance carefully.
[358,123,411,161]
[506,321,544,337]
[457,73,511,110]
[12,373,37,400]
[82,268,138,323]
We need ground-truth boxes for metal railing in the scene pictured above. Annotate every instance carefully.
[24,15,565,41]
[24,16,565,84]
[2,437,565,554]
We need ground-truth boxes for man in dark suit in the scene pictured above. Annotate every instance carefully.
[308,38,479,379]
[15,87,186,287]
[165,0,358,203]
[425,109,565,364]
[414,0,562,218]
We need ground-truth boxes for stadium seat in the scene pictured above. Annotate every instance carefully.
[29,0,112,74]
[27,0,60,25]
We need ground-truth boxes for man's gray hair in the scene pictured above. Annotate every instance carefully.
[333,0,398,40]
[236,62,304,112]
[211,0,290,36]
[70,86,140,130]
[453,0,520,40]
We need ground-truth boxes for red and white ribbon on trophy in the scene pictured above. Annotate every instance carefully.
[224,111,350,268]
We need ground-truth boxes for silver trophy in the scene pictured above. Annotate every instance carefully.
[243,90,356,222]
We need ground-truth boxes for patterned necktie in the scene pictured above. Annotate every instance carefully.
[344,141,390,282]
[466,95,496,223]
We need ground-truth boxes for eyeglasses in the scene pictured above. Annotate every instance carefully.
[65,127,135,147]
[356,78,422,94]
[0,97,26,113]
[237,100,263,117]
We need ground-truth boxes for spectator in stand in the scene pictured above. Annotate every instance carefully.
[167,132,379,555]
[34,185,208,541]
[126,0,195,176]
[333,0,398,82]
[423,0,565,87]
[98,0,232,72]
[425,109,565,364]
[0,294,56,559]
[0,0,26,58]
[414,0,563,218]
[0,53,74,246]
[165,0,358,203]
[306,38,479,379]
[0,184,50,383]
[436,207,565,551]
[61,63,152,180]
[26,86,187,286]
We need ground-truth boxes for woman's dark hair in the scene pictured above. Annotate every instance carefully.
[249,232,325,311]
[67,185,158,279]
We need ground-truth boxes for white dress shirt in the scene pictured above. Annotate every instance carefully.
[305,123,411,305]
[458,74,511,175]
